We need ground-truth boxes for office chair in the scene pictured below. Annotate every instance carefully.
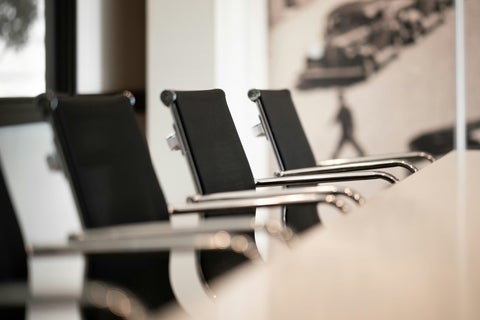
[0,97,186,319]
[247,89,435,178]
[29,91,343,319]
[161,89,398,233]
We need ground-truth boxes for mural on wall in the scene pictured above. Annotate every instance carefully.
[269,0,479,160]
[0,0,45,97]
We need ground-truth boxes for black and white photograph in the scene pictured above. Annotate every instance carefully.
[269,0,479,160]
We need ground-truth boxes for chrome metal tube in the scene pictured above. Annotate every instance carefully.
[169,193,334,214]
[259,171,398,185]
[188,185,364,205]
[276,160,417,176]
[30,232,260,261]
[316,151,435,166]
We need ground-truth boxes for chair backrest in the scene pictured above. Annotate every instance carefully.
[39,92,175,311]
[45,92,170,227]
[248,89,321,232]
[162,89,256,216]
[161,90,255,280]
[162,89,320,233]
[248,89,317,171]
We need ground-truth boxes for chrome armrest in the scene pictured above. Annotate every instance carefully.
[258,170,398,186]
[29,231,260,261]
[316,151,436,166]
[276,160,417,176]
[70,216,295,246]
[32,192,346,258]
[188,185,364,205]
[71,217,255,241]
[170,193,346,214]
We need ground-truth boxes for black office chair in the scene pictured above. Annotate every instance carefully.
[247,89,435,178]
[161,89,397,233]
[43,92,181,319]
[34,91,344,319]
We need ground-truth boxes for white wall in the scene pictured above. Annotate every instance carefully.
[77,0,145,93]
[214,0,269,179]
[146,0,269,204]
[77,0,103,93]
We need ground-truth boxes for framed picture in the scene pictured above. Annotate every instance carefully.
[267,0,480,158]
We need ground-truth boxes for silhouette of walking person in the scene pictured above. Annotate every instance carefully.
[331,89,365,158]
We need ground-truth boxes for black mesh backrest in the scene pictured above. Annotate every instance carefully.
[168,90,253,280]
[44,93,174,311]
[173,90,256,196]
[254,90,320,233]
[51,94,169,227]
[257,90,317,170]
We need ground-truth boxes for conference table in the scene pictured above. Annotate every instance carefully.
[163,150,480,319]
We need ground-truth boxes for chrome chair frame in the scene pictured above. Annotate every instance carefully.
[247,89,435,178]
[161,89,397,204]
[159,89,407,235]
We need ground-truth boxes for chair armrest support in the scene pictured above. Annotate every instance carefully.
[29,231,260,260]
[169,193,344,215]
[258,171,398,186]
[71,216,297,248]
[188,185,364,205]
[70,217,256,242]
[316,151,436,166]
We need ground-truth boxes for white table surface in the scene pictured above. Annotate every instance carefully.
[161,150,480,319]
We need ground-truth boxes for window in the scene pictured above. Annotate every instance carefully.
[0,0,45,96]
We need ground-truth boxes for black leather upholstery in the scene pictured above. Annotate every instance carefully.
[43,93,174,317]
[172,90,256,218]
[174,90,256,197]
[50,94,170,227]
[254,90,321,232]
[169,90,254,280]
[256,90,317,170]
